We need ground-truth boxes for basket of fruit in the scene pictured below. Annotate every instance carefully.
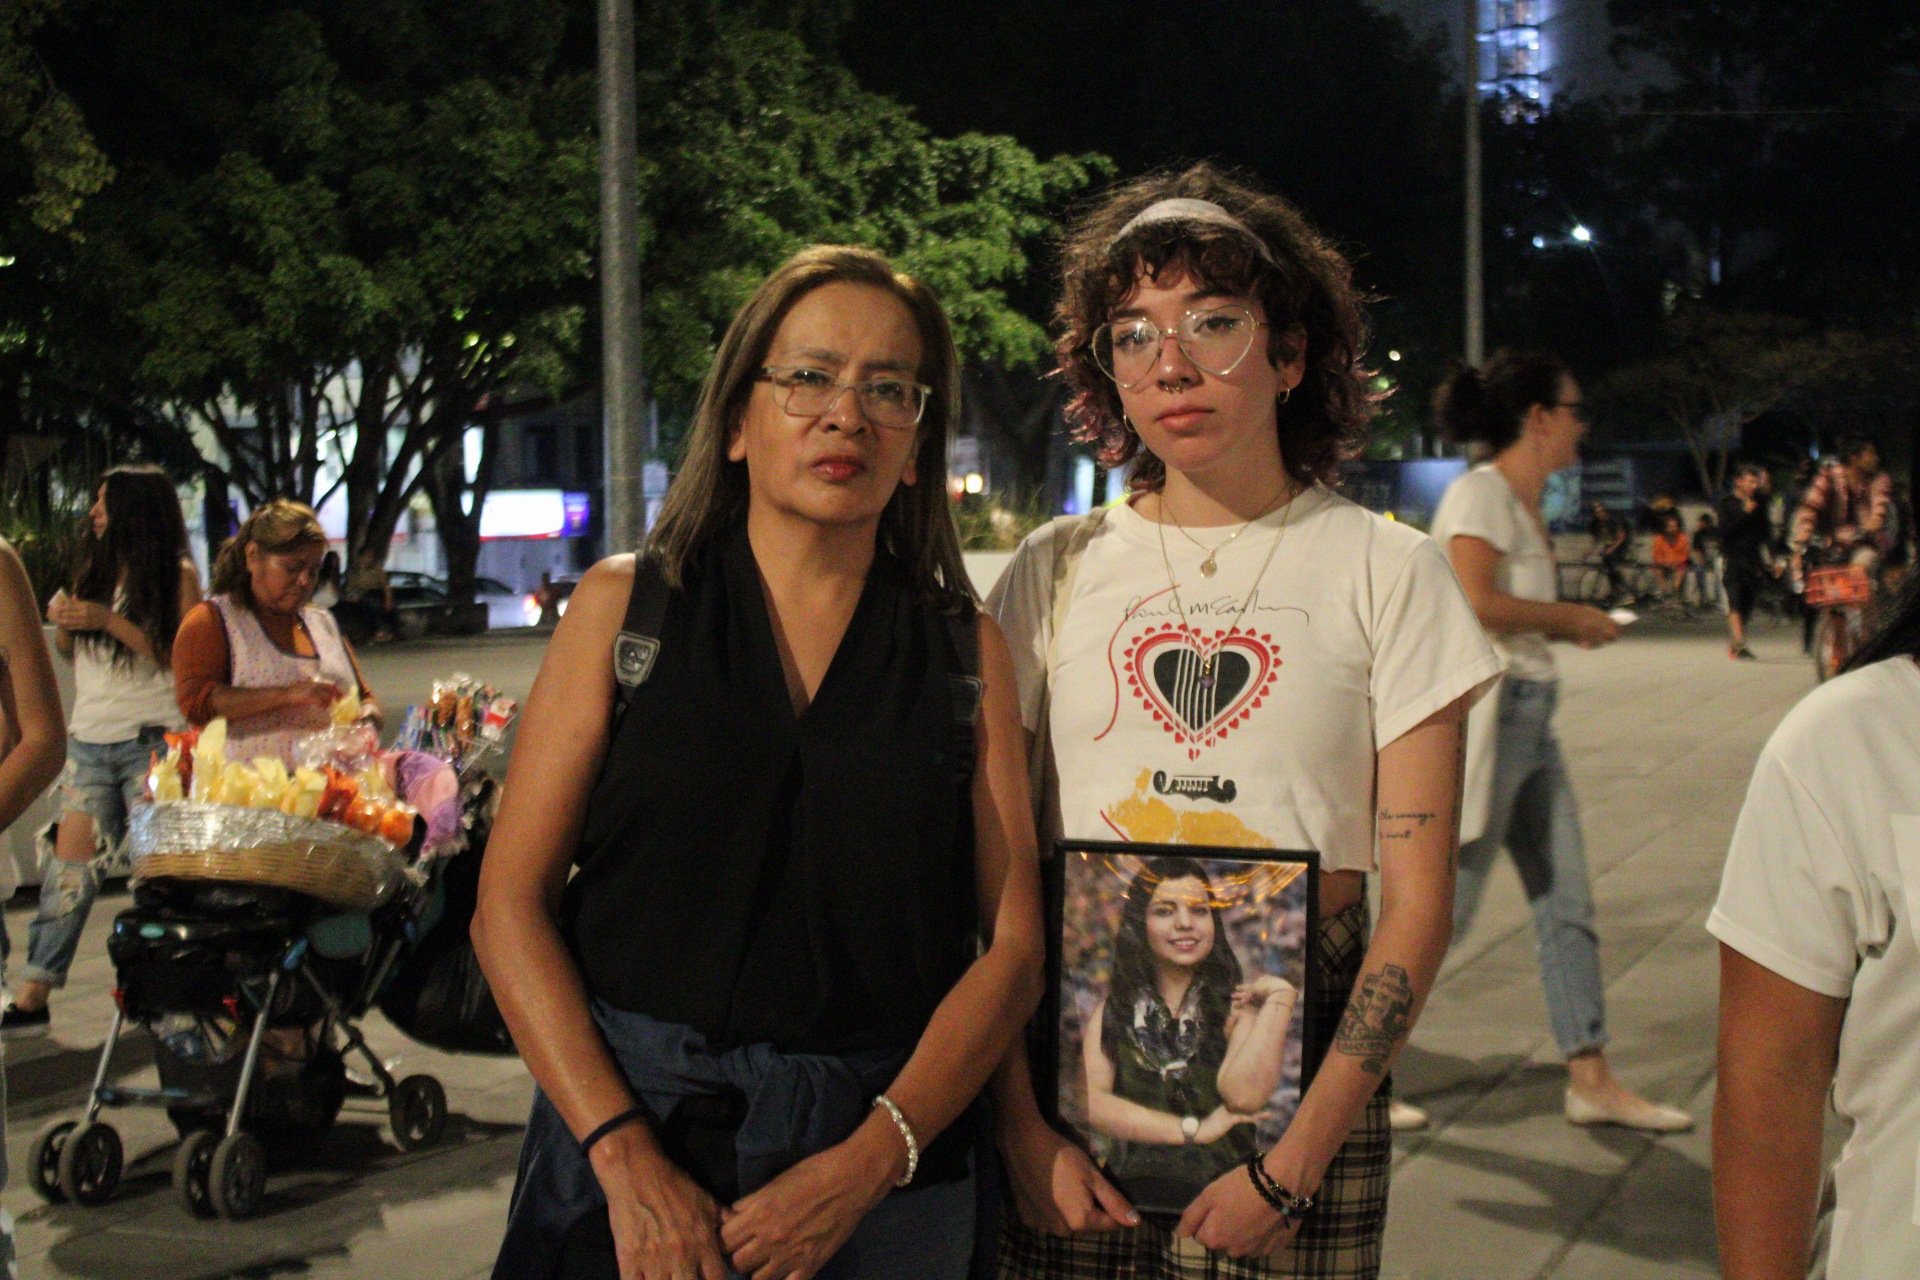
[127,718,417,910]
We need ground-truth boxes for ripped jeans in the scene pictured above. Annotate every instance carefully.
[7,729,164,990]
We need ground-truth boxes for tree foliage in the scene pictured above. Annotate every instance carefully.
[11,1,1102,596]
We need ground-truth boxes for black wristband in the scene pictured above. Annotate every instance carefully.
[580,1106,648,1159]
[1246,1150,1315,1222]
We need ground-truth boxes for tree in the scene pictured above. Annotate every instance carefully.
[1596,307,1869,498]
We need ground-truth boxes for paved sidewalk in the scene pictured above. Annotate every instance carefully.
[1,621,1821,1278]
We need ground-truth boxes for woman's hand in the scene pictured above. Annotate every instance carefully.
[720,1119,897,1280]
[281,676,341,712]
[1195,1106,1264,1145]
[999,1114,1139,1236]
[1233,976,1296,1010]
[591,1126,731,1280]
[47,592,111,633]
[1562,604,1620,649]
[1179,1162,1300,1260]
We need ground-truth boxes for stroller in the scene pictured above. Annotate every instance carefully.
[26,779,497,1221]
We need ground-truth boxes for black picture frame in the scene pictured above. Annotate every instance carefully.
[1042,839,1320,1217]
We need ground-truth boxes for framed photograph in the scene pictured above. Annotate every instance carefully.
[1044,839,1319,1216]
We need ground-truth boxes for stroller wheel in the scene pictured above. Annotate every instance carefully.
[388,1074,448,1151]
[209,1132,267,1220]
[56,1122,123,1207]
[28,1120,77,1203]
[172,1130,217,1218]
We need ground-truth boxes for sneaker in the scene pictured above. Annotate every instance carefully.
[1,1003,50,1040]
[1734,647,1758,661]
[1388,1099,1430,1131]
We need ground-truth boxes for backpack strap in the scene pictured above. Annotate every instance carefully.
[610,555,671,732]
[1028,507,1108,844]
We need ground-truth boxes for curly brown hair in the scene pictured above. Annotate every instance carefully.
[1055,163,1376,491]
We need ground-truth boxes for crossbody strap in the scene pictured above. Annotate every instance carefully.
[1029,507,1108,844]
[609,555,672,733]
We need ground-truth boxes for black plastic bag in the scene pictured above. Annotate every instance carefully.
[378,809,515,1056]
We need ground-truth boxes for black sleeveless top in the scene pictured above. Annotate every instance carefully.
[562,524,978,1056]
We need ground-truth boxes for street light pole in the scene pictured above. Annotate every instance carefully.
[1463,0,1485,369]
[599,0,645,555]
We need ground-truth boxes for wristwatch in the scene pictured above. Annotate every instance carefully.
[1181,1115,1200,1144]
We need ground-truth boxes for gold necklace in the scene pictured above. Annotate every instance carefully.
[1154,482,1298,692]
[1166,484,1293,578]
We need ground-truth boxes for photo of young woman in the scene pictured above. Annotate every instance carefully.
[1080,856,1299,1211]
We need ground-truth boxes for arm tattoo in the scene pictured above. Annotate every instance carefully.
[1334,964,1415,1075]
[1377,809,1437,841]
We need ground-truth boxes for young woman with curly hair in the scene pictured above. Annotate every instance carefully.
[986,163,1502,1279]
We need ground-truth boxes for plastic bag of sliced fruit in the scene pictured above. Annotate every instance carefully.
[128,702,460,908]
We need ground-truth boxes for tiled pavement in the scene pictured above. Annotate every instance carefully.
[2,620,1822,1278]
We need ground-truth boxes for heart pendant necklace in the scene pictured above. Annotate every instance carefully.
[1170,484,1291,578]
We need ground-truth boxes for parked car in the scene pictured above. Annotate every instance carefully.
[356,571,529,632]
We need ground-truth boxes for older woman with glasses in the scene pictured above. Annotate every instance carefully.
[475,245,1044,1280]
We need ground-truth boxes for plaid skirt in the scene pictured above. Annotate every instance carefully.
[997,899,1392,1280]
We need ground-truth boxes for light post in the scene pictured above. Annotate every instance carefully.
[598,0,645,555]
[1464,0,1484,369]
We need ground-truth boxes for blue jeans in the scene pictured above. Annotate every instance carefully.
[1454,679,1608,1057]
[14,729,165,990]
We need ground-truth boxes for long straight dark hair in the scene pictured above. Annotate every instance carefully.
[1845,573,1920,672]
[69,465,191,667]
[1102,857,1242,1065]
[644,245,974,611]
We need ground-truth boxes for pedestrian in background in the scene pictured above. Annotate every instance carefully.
[476,245,1043,1280]
[1718,463,1774,661]
[1431,349,1693,1135]
[3,466,199,1038]
[1711,574,1920,1278]
[1586,502,1630,605]
[990,163,1500,1280]
[312,549,344,610]
[0,534,69,1278]
[173,501,379,761]
[1690,510,1722,610]
[1650,513,1691,602]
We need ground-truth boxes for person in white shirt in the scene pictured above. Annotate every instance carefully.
[3,466,200,1038]
[1710,578,1920,1280]
[1427,352,1691,1133]
[989,163,1502,1280]
[0,534,69,1276]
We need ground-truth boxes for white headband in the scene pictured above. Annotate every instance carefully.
[1109,198,1277,264]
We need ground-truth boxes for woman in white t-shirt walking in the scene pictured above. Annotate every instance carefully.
[990,164,1503,1280]
[3,466,200,1038]
[1428,351,1690,1132]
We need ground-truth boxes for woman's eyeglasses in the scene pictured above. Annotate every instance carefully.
[1092,304,1267,389]
[756,366,931,430]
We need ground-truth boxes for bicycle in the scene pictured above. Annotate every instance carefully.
[1802,545,1876,682]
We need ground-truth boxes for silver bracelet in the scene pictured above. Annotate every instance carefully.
[871,1094,919,1187]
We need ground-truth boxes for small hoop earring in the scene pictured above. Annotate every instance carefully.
[1122,416,1138,436]
[1277,385,1292,406]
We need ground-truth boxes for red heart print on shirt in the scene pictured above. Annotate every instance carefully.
[1124,626,1282,759]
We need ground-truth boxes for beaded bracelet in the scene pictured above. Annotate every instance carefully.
[1245,1150,1315,1222]
[872,1094,919,1187]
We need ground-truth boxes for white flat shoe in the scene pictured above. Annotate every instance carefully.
[1388,1099,1429,1131]
[1565,1087,1693,1132]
